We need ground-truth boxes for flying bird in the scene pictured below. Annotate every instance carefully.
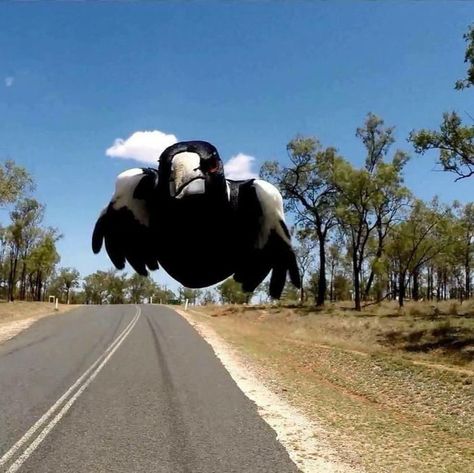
[92,141,300,299]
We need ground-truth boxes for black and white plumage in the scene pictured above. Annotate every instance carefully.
[92,140,300,299]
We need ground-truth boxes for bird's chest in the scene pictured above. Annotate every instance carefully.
[155,197,238,286]
[162,197,233,236]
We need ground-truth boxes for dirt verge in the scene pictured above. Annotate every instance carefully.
[176,307,366,473]
[177,304,474,473]
[0,301,77,344]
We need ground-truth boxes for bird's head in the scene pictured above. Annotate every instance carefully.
[159,141,225,199]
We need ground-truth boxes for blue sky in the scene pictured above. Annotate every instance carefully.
[0,1,473,293]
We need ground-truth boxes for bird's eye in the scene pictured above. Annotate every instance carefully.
[202,157,219,173]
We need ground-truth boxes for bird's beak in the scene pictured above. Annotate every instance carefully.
[175,178,206,199]
[170,152,206,199]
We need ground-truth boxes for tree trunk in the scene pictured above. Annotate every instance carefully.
[19,261,27,300]
[364,221,385,301]
[427,266,432,301]
[465,241,471,299]
[352,249,361,311]
[436,268,442,302]
[364,244,382,300]
[465,264,471,299]
[412,268,420,301]
[35,271,42,301]
[329,263,335,302]
[8,254,19,302]
[398,269,406,307]
[316,229,327,306]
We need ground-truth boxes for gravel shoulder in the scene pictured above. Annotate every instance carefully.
[177,304,474,473]
[176,307,366,473]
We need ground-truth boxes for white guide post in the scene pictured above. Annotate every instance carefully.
[55,298,59,311]
[184,299,189,311]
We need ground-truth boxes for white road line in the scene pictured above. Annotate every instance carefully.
[0,306,141,471]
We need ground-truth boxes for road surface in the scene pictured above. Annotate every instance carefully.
[0,305,299,472]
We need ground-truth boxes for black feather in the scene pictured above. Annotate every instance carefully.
[235,252,271,294]
[287,250,301,289]
[104,232,126,270]
[269,263,287,299]
[92,215,106,254]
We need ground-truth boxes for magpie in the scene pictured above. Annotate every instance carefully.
[92,140,300,299]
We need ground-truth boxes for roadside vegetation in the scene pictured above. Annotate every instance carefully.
[188,301,474,473]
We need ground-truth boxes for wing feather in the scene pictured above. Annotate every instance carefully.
[234,179,301,299]
[92,168,159,275]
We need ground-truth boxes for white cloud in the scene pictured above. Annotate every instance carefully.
[105,130,178,164]
[106,131,259,179]
[4,76,14,87]
[224,153,258,180]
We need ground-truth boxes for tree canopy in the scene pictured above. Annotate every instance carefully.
[410,23,474,180]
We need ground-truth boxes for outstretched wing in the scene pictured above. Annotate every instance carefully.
[233,179,301,299]
[92,168,159,276]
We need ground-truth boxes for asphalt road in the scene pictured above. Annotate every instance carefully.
[0,304,299,472]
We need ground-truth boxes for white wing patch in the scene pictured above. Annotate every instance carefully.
[253,179,290,249]
[111,168,151,226]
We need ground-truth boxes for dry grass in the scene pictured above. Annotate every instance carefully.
[188,301,474,473]
[199,300,474,369]
[0,301,78,344]
[0,300,74,323]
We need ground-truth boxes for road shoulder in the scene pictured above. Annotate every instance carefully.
[175,307,365,473]
[0,302,79,344]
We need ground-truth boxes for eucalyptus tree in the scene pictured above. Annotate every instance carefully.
[457,202,474,298]
[179,287,202,305]
[217,278,250,304]
[104,269,127,304]
[5,198,45,301]
[358,114,411,299]
[438,201,474,300]
[200,289,217,305]
[55,267,80,304]
[410,24,474,180]
[83,271,109,304]
[326,240,349,302]
[260,137,340,306]
[333,114,410,309]
[333,161,377,310]
[294,228,316,303]
[153,285,176,304]
[128,273,156,303]
[26,228,61,300]
[0,160,33,206]
[386,200,451,307]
